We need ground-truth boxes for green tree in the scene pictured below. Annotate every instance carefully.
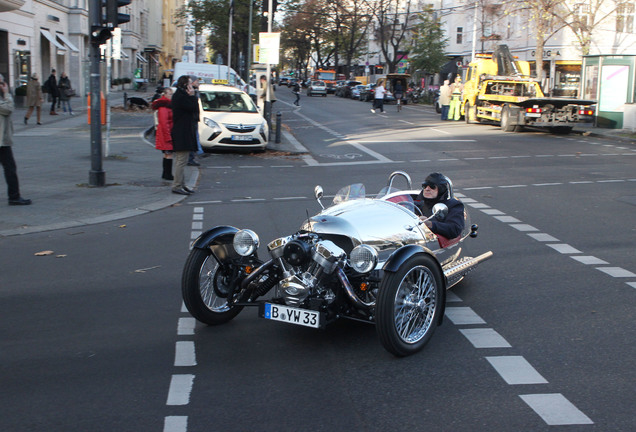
[409,6,448,76]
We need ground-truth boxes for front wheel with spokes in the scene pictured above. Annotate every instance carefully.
[376,254,443,356]
[182,248,244,325]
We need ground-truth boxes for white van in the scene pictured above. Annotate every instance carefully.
[173,62,255,97]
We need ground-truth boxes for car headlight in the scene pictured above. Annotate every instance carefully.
[204,117,222,133]
[349,244,378,274]
[233,229,259,256]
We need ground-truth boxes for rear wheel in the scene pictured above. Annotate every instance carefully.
[376,254,443,357]
[500,105,516,132]
[182,248,244,325]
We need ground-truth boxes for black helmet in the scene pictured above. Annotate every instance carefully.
[422,172,450,200]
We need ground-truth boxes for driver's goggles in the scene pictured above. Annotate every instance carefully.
[422,183,438,190]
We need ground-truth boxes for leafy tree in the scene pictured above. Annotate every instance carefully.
[365,0,415,73]
[409,5,448,75]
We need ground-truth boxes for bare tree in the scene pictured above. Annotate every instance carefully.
[365,0,414,73]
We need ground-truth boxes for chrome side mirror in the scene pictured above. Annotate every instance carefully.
[314,185,324,210]
[432,203,448,220]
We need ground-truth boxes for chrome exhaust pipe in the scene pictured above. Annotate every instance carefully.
[444,251,493,289]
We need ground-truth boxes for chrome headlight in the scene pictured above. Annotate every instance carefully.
[204,117,222,133]
[349,244,378,274]
[233,229,259,256]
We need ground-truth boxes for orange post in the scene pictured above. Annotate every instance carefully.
[87,92,107,125]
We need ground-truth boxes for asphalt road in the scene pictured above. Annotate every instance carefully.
[1,89,634,432]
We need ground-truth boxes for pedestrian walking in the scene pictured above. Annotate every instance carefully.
[371,82,386,113]
[0,74,31,205]
[170,75,199,195]
[24,73,43,125]
[45,69,60,115]
[57,72,74,115]
[448,76,463,121]
[439,80,451,120]
[292,81,300,106]
[151,87,174,181]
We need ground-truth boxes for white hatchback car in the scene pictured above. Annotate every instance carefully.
[197,84,269,151]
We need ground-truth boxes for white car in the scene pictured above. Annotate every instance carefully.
[307,80,327,97]
[197,84,268,151]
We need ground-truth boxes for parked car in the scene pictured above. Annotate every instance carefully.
[197,84,268,152]
[278,77,290,87]
[359,84,376,102]
[333,80,347,95]
[350,84,366,100]
[342,80,363,98]
[307,80,327,97]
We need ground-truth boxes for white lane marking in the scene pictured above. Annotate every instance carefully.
[274,196,308,200]
[595,267,636,277]
[493,216,522,223]
[178,317,196,335]
[571,255,608,265]
[481,209,505,215]
[444,307,486,325]
[164,416,188,432]
[166,374,195,406]
[546,243,583,254]
[230,198,266,202]
[533,182,563,186]
[627,282,636,289]
[500,184,527,188]
[527,233,560,242]
[510,224,539,232]
[519,394,594,425]
[486,356,548,385]
[459,328,512,348]
[192,222,203,230]
[192,213,203,220]
[466,202,490,209]
[175,341,197,367]
[190,231,202,239]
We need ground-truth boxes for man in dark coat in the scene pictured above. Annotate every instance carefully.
[170,75,199,195]
[415,172,465,240]
[46,69,60,115]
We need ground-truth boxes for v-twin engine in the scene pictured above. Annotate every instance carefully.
[267,236,346,306]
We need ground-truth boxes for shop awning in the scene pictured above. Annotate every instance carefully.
[136,53,148,63]
[40,29,66,52]
[55,33,79,52]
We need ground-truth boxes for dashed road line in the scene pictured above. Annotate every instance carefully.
[486,356,549,385]
[519,394,593,426]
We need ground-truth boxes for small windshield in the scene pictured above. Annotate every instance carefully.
[332,184,366,204]
[199,91,257,113]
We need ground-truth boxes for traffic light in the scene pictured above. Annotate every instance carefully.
[106,0,131,27]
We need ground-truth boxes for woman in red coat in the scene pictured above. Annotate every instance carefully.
[151,87,174,180]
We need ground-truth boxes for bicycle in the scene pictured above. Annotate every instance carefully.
[395,94,403,112]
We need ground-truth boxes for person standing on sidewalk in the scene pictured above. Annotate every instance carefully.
[45,69,60,115]
[57,72,74,115]
[151,87,174,181]
[0,74,31,206]
[187,76,201,167]
[170,75,199,195]
[371,82,386,114]
[439,80,451,120]
[24,73,43,125]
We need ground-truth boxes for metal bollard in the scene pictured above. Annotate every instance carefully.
[123,92,127,109]
[275,111,281,143]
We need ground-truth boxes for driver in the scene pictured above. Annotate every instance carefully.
[415,172,465,239]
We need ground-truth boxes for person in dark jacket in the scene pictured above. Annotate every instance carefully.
[170,75,199,195]
[46,69,60,115]
[415,172,465,239]
[57,72,74,115]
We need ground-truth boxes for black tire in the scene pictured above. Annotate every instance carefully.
[182,248,244,325]
[435,102,441,113]
[376,254,443,357]
[465,102,476,124]
[500,105,516,132]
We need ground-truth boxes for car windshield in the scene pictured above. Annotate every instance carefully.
[313,81,325,86]
[332,184,366,204]
[199,91,257,113]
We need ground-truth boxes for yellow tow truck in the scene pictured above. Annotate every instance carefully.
[462,45,595,133]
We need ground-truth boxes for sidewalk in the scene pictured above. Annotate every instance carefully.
[0,92,632,238]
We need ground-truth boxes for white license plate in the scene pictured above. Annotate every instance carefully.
[262,303,321,328]
[231,135,253,141]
